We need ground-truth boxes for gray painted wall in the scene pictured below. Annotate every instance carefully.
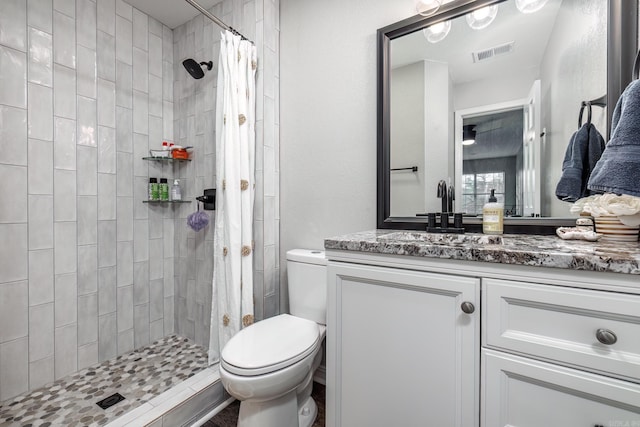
[279,0,409,309]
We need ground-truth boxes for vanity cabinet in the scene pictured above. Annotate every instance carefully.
[326,261,480,427]
[325,249,640,427]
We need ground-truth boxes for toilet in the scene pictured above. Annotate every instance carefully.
[219,249,327,427]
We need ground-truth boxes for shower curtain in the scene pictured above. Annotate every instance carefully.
[208,31,257,365]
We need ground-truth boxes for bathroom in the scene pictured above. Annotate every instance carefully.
[1,0,639,426]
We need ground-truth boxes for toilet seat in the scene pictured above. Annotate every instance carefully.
[221,314,321,376]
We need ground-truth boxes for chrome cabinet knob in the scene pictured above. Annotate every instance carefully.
[595,328,617,345]
[460,301,475,314]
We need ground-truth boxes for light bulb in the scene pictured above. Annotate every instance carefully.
[515,0,549,14]
[466,5,498,30]
[416,0,442,17]
[423,20,451,43]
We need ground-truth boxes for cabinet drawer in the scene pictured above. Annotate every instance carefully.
[482,348,640,427]
[483,278,640,381]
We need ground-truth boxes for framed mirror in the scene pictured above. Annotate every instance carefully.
[377,0,638,233]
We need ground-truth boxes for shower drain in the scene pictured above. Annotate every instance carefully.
[96,393,126,410]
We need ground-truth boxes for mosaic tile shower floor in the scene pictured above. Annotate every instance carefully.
[0,335,208,427]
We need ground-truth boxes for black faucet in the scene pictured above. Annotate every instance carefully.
[426,182,464,234]
[437,180,449,228]
[437,180,448,214]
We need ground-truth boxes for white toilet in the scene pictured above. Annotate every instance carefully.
[219,249,327,427]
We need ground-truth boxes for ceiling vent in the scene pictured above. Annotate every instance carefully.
[472,41,515,63]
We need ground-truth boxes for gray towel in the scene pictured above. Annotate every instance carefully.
[588,79,640,197]
[555,122,605,202]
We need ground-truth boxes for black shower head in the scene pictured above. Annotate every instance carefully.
[182,58,213,79]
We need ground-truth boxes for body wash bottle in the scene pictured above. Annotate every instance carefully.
[482,189,504,235]
[170,179,182,201]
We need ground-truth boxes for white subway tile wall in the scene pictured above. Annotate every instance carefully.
[0,0,171,401]
[0,0,279,402]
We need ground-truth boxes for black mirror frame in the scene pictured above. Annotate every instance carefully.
[377,0,638,233]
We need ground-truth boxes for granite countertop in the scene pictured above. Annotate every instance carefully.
[324,230,640,275]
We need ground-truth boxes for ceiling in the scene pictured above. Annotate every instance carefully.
[391,0,563,84]
[390,0,563,162]
[124,0,219,29]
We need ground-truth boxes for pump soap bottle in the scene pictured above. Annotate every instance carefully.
[482,189,504,235]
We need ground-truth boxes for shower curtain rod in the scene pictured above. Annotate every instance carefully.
[184,0,253,43]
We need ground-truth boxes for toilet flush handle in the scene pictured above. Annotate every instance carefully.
[460,301,475,314]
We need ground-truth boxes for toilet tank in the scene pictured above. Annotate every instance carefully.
[287,249,327,325]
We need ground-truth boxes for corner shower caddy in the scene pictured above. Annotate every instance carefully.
[142,156,192,204]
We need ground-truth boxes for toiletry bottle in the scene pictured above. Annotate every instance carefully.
[482,189,504,235]
[170,179,182,201]
[149,177,159,201]
[159,178,169,201]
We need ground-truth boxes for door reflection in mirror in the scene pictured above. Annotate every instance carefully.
[456,80,541,218]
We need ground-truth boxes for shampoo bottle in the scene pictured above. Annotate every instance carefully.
[159,178,169,201]
[482,189,504,235]
[148,178,159,201]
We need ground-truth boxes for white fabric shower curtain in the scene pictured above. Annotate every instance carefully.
[208,31,257,365]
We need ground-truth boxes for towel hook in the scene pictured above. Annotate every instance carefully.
[578,95,607,128]
[633,49,640,80]
[578,101,592,127]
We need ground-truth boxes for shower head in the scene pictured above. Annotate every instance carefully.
[182,58,213,79]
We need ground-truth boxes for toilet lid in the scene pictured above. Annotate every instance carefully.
[221,314,321,376]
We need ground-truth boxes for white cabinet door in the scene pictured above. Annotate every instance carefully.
[482,348,640,427]
[326,262,480,427]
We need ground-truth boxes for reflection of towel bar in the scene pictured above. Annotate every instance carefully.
[391,166,418,172]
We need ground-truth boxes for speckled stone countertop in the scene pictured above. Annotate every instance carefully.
[324,230,640,275]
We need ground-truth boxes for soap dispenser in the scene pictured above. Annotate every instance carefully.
[482,189,504,235]
[170,179,182,201]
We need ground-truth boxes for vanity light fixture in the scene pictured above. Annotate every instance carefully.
[423,20,452,43]
[462,125,476,145]
[466,5,499,30]
[515,0,549,14]
[416,0,442,17]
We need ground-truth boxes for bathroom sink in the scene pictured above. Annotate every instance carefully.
[378,231,503,245]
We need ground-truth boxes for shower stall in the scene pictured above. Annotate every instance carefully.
[0,0,279,424]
